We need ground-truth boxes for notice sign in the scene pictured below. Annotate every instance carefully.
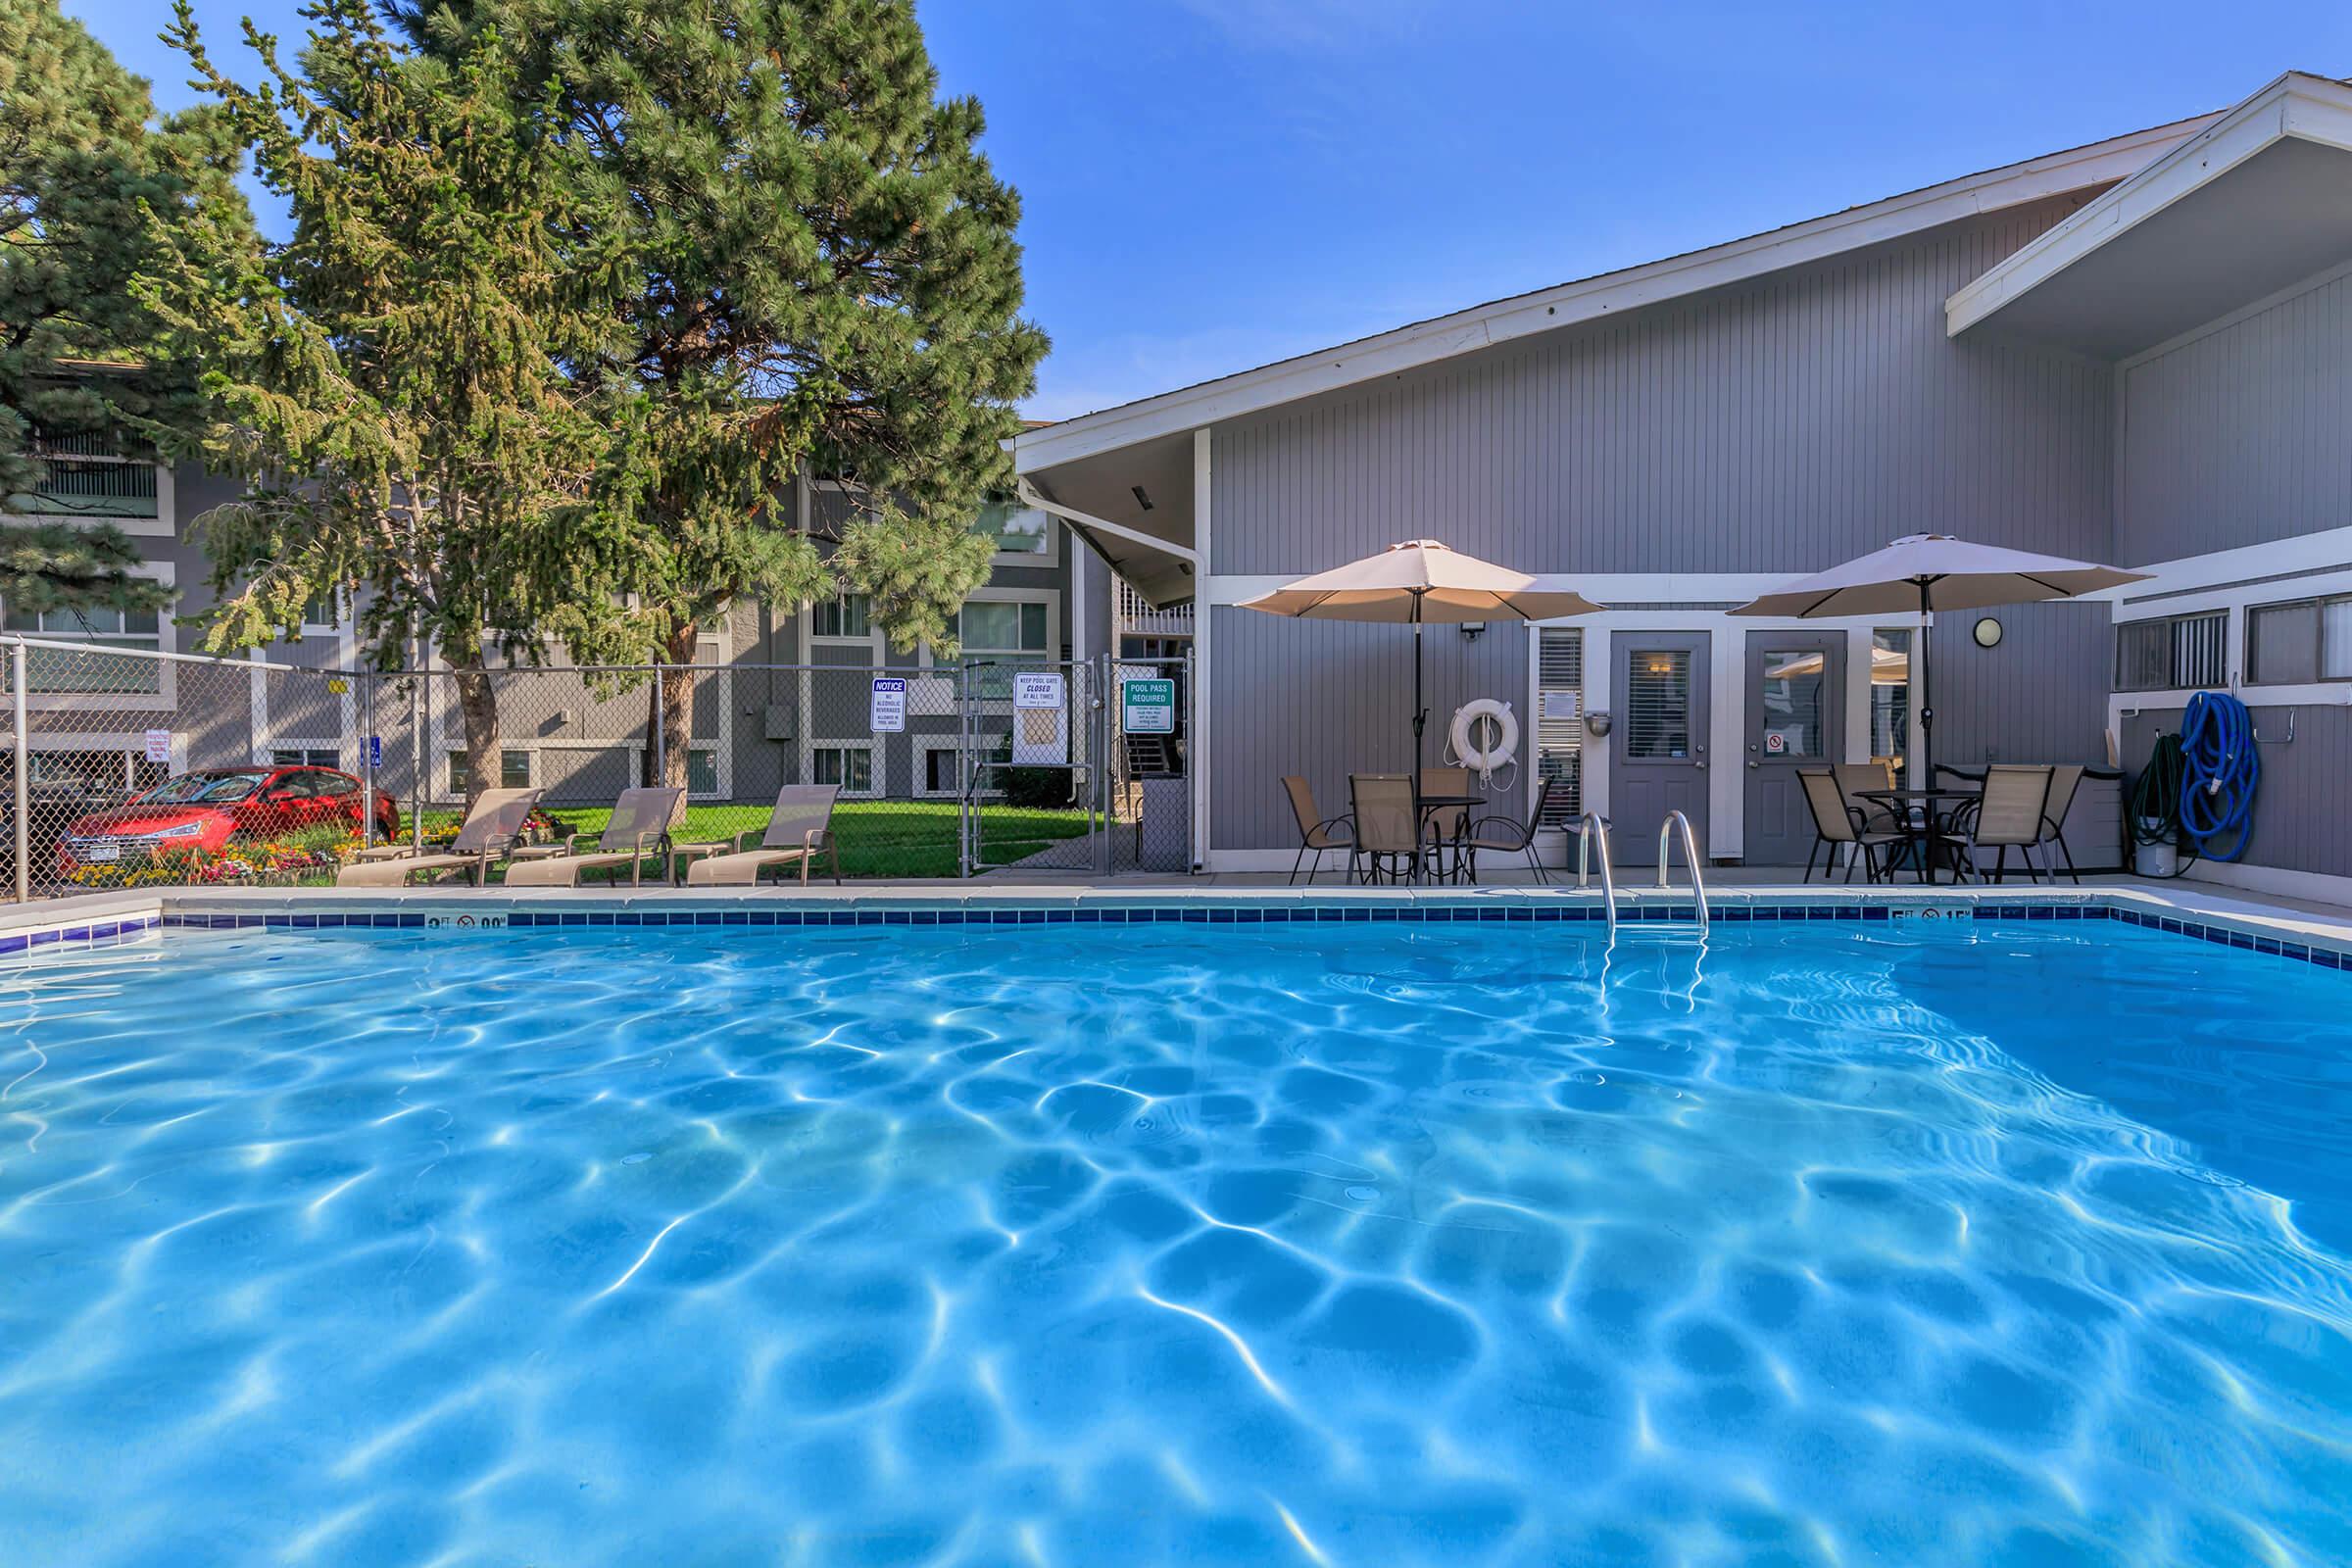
[870,676,907,734]
[1763,730,1789,756]
[142,728,172,764]
[1012,671,1063,710]
[1123,677,1175,735]
[1010,671,1067,764]
[368,735,384,768]
[1540,689,1581,721]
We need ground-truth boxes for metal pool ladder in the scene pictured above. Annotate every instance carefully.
[1655,809,1710,935]
[1575,811,1618,935]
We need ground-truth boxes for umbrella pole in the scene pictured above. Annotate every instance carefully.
[1917,578,1935,786]
[1411,594,1426,771]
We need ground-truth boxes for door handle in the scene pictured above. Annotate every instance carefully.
[1695,760,1707,770]
[1747,760,1758,769]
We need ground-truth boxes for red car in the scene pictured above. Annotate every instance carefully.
[59,764,400,871]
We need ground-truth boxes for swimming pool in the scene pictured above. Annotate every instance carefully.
[1,916,2347,1566]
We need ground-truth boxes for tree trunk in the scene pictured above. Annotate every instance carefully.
[453,660,501,809]
[645,622,700,792]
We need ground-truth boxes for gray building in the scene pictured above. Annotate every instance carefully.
[1014,72,2352,903]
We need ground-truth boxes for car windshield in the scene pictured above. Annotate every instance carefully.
[139,771,270,806]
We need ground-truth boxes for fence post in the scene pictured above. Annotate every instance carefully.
[1097,652,1113,878]
[956,659,970,879]
[11,639,26,904]
[360,669,377,850]
[653,661,667,787]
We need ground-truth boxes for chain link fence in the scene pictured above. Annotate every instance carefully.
[5,637,1195,899]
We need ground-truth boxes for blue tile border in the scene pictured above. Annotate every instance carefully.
[31,896,2352,973]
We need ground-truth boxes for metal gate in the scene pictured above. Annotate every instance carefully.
[959,652,1195,877]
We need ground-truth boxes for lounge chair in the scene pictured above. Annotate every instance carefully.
[1798,767,1903,883]
[1462,776,1556,883]
[677,785,842,887]
[504,786,685,888]
[1348,773,1419,884]
[336,787,544,887]
[1281,775,1354,885]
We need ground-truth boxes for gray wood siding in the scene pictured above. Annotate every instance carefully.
[2123,704,2352,877]
[1211,607,1531,852]
[1211,198,2113,576]
[2117,264,2352,564]
[1930,601,2113,770]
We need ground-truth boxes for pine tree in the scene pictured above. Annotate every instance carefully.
[148,0,620,803]
[402,0,1049,788]
[0,0,250,614]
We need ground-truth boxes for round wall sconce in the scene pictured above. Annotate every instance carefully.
[1973,616,2003,649]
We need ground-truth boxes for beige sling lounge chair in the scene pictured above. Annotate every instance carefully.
[677,785,842,887]
[336,787,544,887]
[504,786,685,888]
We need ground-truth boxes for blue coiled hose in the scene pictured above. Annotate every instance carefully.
[2178,691,2259,861]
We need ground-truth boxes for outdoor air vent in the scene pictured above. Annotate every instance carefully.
[1130,485,1153,512]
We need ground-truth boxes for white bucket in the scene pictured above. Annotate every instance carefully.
[2133,839,2179,878]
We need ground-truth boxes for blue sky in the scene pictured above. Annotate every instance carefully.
[73,0,2352,420]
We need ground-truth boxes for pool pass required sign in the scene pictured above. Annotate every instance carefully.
[1122,677,1175,735]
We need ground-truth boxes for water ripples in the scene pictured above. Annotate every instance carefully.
[0,921,2346,1566]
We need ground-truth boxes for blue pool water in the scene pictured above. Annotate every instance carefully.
[1,919,2349,1567]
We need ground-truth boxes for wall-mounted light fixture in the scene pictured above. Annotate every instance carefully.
[1460,621,1487,642]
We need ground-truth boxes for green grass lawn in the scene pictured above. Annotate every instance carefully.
[408,800,1094,881]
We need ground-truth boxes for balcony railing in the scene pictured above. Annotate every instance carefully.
[1115,578,1194,639]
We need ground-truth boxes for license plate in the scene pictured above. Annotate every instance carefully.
[81,842,120,862]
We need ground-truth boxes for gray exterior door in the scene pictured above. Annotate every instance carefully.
[1611,633,1709,866]
[1742,634,1845,866]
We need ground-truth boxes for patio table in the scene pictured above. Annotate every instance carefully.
[1416,793,1485,884]
[1855,787,1981,884]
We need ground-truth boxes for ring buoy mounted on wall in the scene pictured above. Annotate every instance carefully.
[1447,699,1520,786]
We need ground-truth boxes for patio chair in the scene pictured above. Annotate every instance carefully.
[1830,759,1905,874]
[335,788,544,887]
[1947,763,2053,884]
[1418,765,1472,883]
[1461,777,1555,884]
[1797,768,1902,883]
[676,785,842,887]
[1348,773,1419,884]
[1281,775,1354,885]
[2032,763,2086,885]
[504,786,685,888]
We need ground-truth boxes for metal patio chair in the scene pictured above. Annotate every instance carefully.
[1798,767,1902,883]
[1281,775,1354,885]
[1348,773,1420,884]
[2031,763,2086,885]
[1461,776,1556,884]
[1947,763,2054,884]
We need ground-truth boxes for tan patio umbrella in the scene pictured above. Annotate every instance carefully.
[1239,539,1600,767]
[1728,533,2149,781]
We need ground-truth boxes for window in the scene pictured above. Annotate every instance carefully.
[310,771,357,798]
[448,749,531,794]
[1870,628,1911,766]
[271,747,340,768]
[959,599,1050,655]
[1754,647,1829,759]
[973,499,1054,559]
[811,745,872,794]
[809,594,871,641]
[2246,594,2352,685]
[1534,628,1582,825]
[2115,611,2227,693]
[1624,650,1692,759]
[15,423,158,518]
[925,748,960,795]
[687,748,719,796]
[3,604,164,693]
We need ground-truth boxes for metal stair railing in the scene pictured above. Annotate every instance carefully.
[1656,809,1710,935]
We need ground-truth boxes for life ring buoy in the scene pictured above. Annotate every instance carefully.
[1447,699,1519,785]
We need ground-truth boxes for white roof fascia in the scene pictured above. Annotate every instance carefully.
[1013,114,2217,473]
[1012,477,1198,564]
[1946,73,2352,339]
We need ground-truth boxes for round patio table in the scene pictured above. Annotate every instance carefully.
[1416,793,1486,884]
[1854,787,1981,884]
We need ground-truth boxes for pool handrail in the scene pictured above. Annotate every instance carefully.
[1657,809,1709,934]
[1576,812,1618,936]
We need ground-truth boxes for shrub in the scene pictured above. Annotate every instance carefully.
[999,766,1073,809]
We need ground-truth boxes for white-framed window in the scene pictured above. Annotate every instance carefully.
[809,592,873,642]
[912,736,999,800]
[271,746,342,769]
[808,742,876,797]
[973,499,1058,565]
[3,603,169,698]
[686,746,720,797]
[958,595,1054,658]
[14,422,160,520]
[2115,610,2228,693]
[448,748,533,794]
[2245,593,2352,685]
